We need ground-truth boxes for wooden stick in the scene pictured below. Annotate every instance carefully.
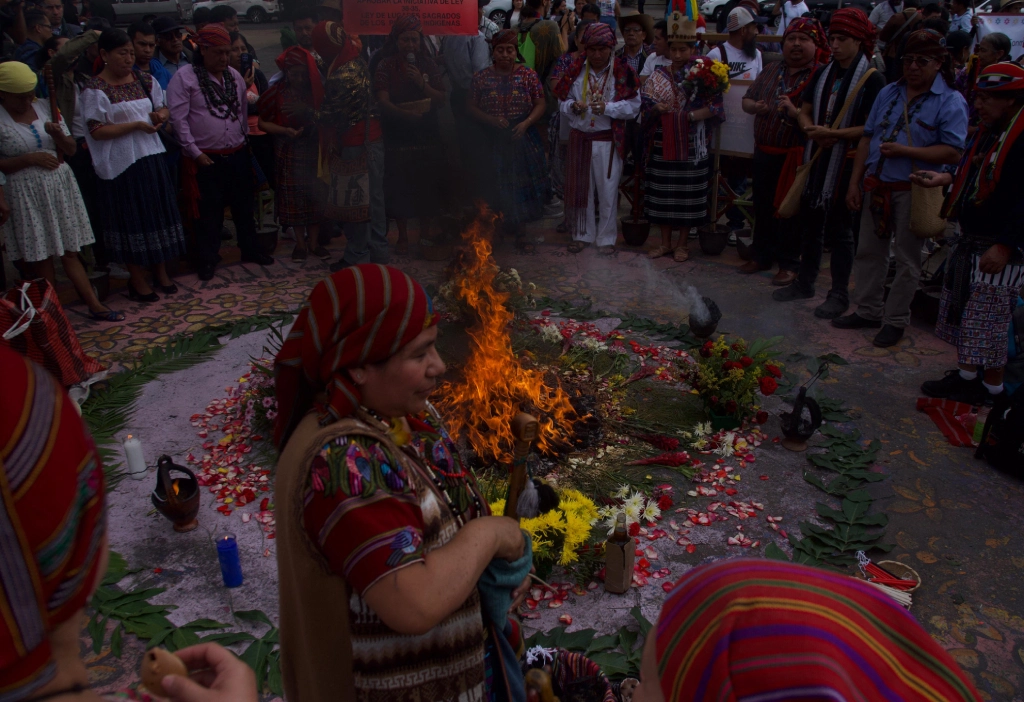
[504,412,538,521]
[529,573,557,592]
[43,65,62,164]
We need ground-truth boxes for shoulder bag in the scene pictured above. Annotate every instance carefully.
[905,101,948,239]
[777,67,877,219]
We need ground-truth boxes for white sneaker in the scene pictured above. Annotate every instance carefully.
[106,263,130,279]
[543,201,564,218]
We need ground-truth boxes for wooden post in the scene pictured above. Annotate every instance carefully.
[504,413,538,521]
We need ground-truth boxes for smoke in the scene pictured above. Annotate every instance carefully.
[636,258,711,324]
[683,285,711,325]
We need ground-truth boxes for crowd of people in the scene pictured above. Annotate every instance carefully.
[0,0,1019,396]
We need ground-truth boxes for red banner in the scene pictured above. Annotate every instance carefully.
[342,0,478,35]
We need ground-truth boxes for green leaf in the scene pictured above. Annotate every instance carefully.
[240,639,270,690]
[234,609,274,628]
[587,651,632,678]
[558,629,597,652]
[618,626,639,654]
[764,543,791,561]
[183,618,232,631]
[103,552,130,585]
[87,613,105,653]
[267,650,284,696]
[199,632,257,647]
[586,634,620,655]
[110,621,124,658]
[147,627,174,649]
[629,606,653,637]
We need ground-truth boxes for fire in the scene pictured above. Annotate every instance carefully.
[172,480,180,496]
[437,211,577,463]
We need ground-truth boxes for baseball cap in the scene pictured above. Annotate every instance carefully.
[152,16,186,35]
[726,6,766,31]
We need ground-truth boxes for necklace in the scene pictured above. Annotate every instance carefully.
[194,64,240,121]
[582,61,611,128]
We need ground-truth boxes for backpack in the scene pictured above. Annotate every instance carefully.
[976,388,1024,474]
[518,30,536,71]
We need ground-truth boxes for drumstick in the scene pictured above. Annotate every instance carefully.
[43,65,63,164]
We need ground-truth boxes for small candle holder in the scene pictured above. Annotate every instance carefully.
[151,455,200,532]
[216,534,244,588]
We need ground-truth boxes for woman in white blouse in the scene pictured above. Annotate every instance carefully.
[82,28,185,302]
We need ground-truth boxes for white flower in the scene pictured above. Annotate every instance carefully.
[714,438,735,458]
[693,421,713,437]
[539,324,562,345]
[641,500,661,523]
[624,503,641,524]
[579,337,608,353]
[624,491,645,513]
[613,484,630,499]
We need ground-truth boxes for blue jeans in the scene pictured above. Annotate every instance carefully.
[342,140,389,265]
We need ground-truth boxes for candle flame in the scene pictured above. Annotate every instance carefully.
[126,434,133,440]
[172,480,180,496]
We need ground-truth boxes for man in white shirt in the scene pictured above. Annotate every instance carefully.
[772,0,809,33]
[869,0,902,30]
[706,8,764,80]
[949,0,973,33]
[639,18,671,85]
[555,22,641,253]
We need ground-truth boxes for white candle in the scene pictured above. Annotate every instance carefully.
[123,434,147,480]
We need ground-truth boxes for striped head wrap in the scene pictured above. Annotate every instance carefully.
[274,265,438,449]
[828,7,875,56]
[655,559,981,702]
[196,22,231,48]
[903,29,947,60]
[582,22,615,49]
[390,13,422,40]
[977,60,1024,91]
[785,17,830,64]
[490,28,518,49]
[0,347,107,700]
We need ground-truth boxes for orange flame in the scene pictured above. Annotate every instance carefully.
[172,480,180,496]
[437,211,577,463]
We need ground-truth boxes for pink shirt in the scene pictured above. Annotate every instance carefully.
[167,64,248,160]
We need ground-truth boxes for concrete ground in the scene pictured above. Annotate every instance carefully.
[73,215,1024,700]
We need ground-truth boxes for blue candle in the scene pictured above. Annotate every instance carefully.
[216,534,243,588]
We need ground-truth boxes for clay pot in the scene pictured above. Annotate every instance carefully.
[698,224,729,256]
[620,217,651,247]
[689,296,722,339]
[151,455,200,533]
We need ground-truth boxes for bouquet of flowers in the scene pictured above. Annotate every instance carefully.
[682,57,731,102]
[686,335,783,422]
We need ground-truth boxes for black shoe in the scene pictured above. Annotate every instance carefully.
[158,282,178,295]
[329,259,352,273]
[831,313,882,329]
[921,369,988,404]
[873,324,904,348]
[126,281,159,303]
[241,253,275,266]
[198,264,215,281]
[772,283,814,302]
[814,293,849,320]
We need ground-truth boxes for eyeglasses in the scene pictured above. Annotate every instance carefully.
[902,55,936,67]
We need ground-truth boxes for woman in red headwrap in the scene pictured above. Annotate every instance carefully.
[372,14,446,256]
[275,264,528,702]
[0,344,258,702]
[632,559,980,702]
[257,45,325,262]
[469,29,549,251]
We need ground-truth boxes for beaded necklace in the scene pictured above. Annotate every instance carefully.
[877,92,927,143]
[194,63,240,121]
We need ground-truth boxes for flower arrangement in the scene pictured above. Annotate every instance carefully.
[686,336,782,424]
[592,485,670,537]
[683,57,730,101]
[238,359,277,440]
[490,487,598,570]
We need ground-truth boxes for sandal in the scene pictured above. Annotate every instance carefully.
[567,240,586,253]
[597,245,615,255]
[673,246,690,263]
[647,245,671,259]
[88,308,126,322]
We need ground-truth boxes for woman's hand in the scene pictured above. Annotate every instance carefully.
[149,111,165,128]
[43,121,63,139]
[26,152,60,170]
[244,66,255,89]
[284,127,303,139]
[979,244,1012,274]
[135,120,159,134]
[909,169,951,188]
[879,141,908,159]
[160,643,258,702]
[846,182,863,212]
[511,120,529,139]
[655,101,673,115]
[405,63,425,89]
[491,115,509,129]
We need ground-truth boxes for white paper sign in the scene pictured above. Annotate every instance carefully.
[717,79,756,157]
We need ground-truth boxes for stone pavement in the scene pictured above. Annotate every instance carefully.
[72,219,1024,700]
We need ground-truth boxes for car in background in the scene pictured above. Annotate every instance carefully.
[192,0,279,23]
[701,0,773,24]
[107,0,191,23]
[482,0,575,28]
[760,0,873,28]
